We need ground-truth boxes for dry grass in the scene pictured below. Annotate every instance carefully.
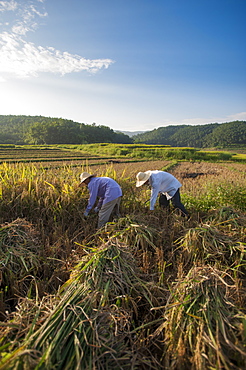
[172,161,246,195]
[0,158,246,369]
[0,240,165,370]
[151,265,246,370]
[0,219,42,318]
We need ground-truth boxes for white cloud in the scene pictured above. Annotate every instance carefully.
[0,0,48,35]
[0,33,114,79]
[0,1,18,12]
[226,112,246,121]
[12,23,30,35]
[12,3,48,35]
[0,0,114,80]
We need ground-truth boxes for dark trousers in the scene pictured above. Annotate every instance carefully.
[159,189,188,216]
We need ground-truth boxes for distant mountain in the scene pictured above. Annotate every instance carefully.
[115,130,148,137]
[133,121,246,148]
[0,115,133,144]
[1,115,245,148]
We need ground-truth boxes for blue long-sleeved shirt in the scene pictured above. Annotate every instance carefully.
[85,177,122,213]
[148,170,182,210]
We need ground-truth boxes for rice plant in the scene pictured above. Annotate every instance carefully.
[0,153,246,369]
[151,265,246,370]
[0,240,164,370]
[92,216,161,274]
[0,219,42,317]
[175,221,246,269]
[205,207,246,238]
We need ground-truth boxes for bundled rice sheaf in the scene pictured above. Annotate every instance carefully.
[96,216,161,274]
[99,216,158,251]
[151,265,246,370]
[0,240,165,370]
[0,218,42,317]
[175,221,246,269]
[206,207,246,227]
[205,207,246,244]
[0,294,56,363]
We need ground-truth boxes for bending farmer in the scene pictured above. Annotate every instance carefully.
[136,170,189,217]
[79,172,122,228]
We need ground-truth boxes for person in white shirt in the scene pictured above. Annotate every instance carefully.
[136,170,189,217]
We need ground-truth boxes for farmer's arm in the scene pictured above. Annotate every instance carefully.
[96,197,103,209]
[86,182,99,213]
[149,184,159,210]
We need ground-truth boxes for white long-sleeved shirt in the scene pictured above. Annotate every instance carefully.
[148,170,182,210]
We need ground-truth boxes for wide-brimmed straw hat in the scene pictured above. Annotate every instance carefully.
[136,171,151,187]
[80,172,95,183]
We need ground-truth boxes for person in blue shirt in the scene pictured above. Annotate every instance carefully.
[136,170,189,218]
[79,172,122,228]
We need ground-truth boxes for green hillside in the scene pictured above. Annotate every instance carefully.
[0,115,132,145]
[0,115,246,148]
[133,121,246,148]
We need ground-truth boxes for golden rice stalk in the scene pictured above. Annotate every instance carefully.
[95,216,160,273]
[0,294,56,354]
[206,207,246,227]
[205,207,246,244]
[0,240,164,370]
[0,219,42,317]
[175,222,246,268]
[151,265,246,370]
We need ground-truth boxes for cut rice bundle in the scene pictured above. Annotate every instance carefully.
[0,240,164,370]
[176,222,246,268]
[151,265,246,370]
[0,218,42,317]
[95,216,160,274]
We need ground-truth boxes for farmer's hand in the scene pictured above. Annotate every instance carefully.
[94,207,100,213]
[147,209,154,214]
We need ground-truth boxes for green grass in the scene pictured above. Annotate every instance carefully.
[0,144,241,163]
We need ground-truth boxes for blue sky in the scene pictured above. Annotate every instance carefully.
[0,0,245,132]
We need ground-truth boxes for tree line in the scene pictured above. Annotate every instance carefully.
[0,115,132,145]
[0,115,245,148]
[133,121,246,148]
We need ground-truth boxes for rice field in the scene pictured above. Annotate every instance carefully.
[0,149,246,369]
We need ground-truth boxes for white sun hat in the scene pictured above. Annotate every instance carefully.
[136,171,151,187]
[80,172,95,183]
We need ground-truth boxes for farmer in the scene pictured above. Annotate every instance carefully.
[136,170,189,218]
[79,172,122,228]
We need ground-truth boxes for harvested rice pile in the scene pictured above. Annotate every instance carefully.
[0,218,42,318]
[0,210,246,370]
[151,265,246,370]
[0,240,165,370]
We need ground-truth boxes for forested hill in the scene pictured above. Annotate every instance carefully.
[133,121,246,148]
[0,115,132,144]
[1,115,246,147]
